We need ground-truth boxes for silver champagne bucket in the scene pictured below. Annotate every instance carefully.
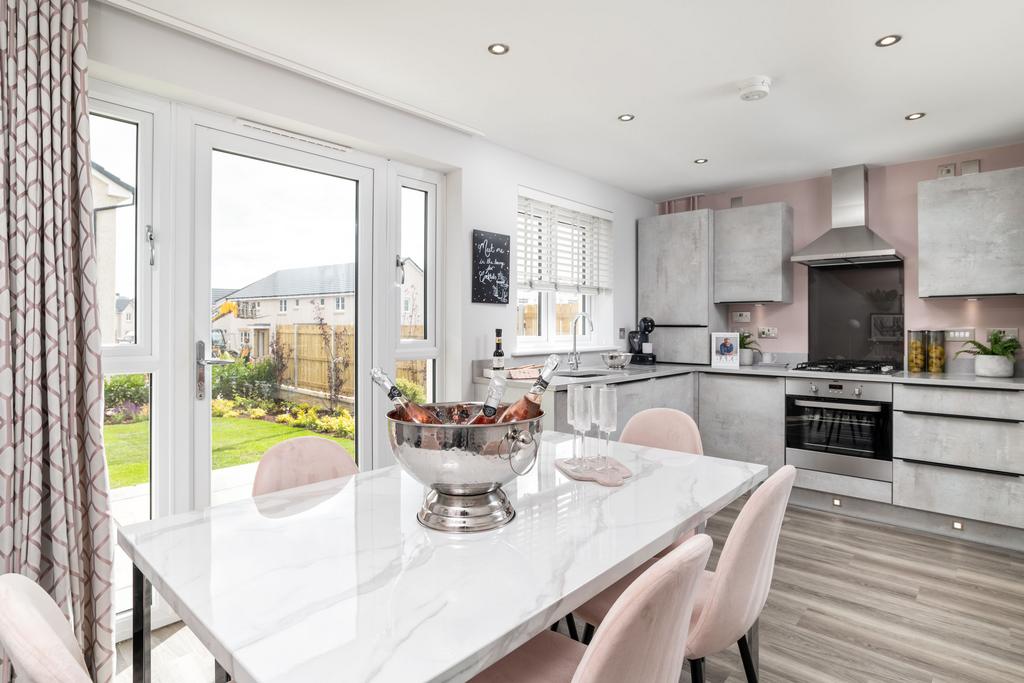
[387,402,543,532]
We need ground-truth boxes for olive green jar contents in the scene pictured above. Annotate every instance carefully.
[907,331,926,373]
[926,330,946,373]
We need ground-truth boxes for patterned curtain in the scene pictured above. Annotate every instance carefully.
[0,1,114,681]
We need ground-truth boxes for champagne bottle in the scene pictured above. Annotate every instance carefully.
[467,373,507,425]
[370,368,442,424]
[492,328,505,372]
[497,354,560,422]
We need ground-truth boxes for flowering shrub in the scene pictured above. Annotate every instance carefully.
[210,398,238,418]
[246,408,267,420]
[275,413,296,426]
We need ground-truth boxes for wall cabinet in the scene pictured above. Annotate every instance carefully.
[697,373,785,471]
[918,166,1024,297]
[553,373,697,439]
[714,202,794,303]
[637,210,726,364]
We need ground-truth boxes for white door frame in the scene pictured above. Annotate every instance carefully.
[177,108,387,509]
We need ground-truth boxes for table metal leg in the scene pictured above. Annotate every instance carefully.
[132,564,152,683]
[214,661,231,682]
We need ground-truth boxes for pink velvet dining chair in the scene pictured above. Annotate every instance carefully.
[0,573,92,683]
[618,407,704,455]
[470,533,713,683]
[572,466,796,683]
[251,435,359,497]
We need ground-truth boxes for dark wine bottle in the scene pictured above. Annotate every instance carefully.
[492,328,505,372]
[370,368,442,424]
[497,354,559,422]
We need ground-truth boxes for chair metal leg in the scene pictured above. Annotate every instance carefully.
[550,621,559,632]
[738,635,759,683]
[688,657,706,683]
[565,614,580,641]
[582,623,595,645]
[132,564,151,683]
[214,662,231,682]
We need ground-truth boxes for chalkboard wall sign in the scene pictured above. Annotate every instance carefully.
[472,229,510,304]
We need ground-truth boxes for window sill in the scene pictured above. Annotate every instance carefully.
[510,344,619,358]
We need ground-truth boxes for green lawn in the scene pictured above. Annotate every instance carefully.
[104,417,356,489]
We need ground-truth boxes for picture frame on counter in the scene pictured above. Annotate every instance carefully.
[711,332,740,369]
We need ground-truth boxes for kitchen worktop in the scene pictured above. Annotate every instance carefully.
[477,362,1024,391]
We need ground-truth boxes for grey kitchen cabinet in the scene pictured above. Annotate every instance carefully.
[893,459,1024,529]
[637,210,727,363]
[552,372,697,439]
[918,166,1024,297]
[714,202,794,303]
[893,411,1024,475]
[893,383,1024,421]
[698,373,785,471]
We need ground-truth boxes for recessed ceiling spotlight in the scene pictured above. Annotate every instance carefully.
[617,113,636,122]
[487,43,509,55]
[875,34,902,47]
[905,112,926,120]
[694,158,709,164]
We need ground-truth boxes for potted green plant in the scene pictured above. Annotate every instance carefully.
[955,330,1021,378]
[739,331,760,366]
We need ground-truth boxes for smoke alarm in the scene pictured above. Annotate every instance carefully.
[738,75,772,101]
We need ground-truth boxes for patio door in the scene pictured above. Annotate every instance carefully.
[191,125,376,507]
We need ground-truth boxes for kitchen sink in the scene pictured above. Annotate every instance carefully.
[554,370,614,378]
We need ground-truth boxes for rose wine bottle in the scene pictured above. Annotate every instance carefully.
[370,368,442,424]
[467,373,507,425]
[492,328,505,373]
[497,354,560,423]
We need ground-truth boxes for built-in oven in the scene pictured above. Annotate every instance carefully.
[785,378,893,482]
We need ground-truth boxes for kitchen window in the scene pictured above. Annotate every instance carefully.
[516,189,612,348]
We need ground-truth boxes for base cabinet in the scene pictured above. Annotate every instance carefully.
[893,459,1024,529]
[553,373,697,438]
[698,373,785,471]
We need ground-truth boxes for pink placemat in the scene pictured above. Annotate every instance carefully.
[555,457,633,487]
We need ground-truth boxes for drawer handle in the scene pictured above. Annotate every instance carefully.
[898,458,1022,479]
[897,409,1022,424]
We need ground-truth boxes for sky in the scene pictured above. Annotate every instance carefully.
[89,119,424,299]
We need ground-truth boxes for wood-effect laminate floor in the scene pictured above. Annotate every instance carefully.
[115,502,1024,682]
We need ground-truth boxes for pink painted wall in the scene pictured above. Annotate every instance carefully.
[695,142,1024,357]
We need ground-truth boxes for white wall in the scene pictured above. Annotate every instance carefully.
[89,3,655,396]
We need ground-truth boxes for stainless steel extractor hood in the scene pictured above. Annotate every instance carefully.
[791,165,903,266]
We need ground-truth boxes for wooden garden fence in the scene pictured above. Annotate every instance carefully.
[275,324,426,399]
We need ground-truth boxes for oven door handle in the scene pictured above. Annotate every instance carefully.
[793,399,882,413]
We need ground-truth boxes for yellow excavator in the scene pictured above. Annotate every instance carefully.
[211,301,239,357]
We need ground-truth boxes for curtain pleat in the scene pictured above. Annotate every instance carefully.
[0,1,114,681]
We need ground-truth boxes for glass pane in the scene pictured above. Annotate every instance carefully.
[209,151,358,505]
[395,359,434,403]
[103,373,151,614]
[517,290,541,337]
[554,291,583,336]
[400,186,427,340]
[90,114,138,346]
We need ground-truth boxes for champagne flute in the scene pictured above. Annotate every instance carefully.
[566,383,578,464]
[569,383,591,470]
[598,386,618,471]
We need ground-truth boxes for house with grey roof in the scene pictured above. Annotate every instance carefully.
[211,262,423,357]
[92,161,136,345]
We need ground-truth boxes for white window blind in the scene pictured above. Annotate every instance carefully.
[517,192,613,295]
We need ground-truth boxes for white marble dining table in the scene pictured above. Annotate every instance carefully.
[118,432,768,683]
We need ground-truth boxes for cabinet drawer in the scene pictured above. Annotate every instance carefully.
[893,383,1024,421]
[794,468,892,504]
[893,411,1024,475]
[893,459,1024,529]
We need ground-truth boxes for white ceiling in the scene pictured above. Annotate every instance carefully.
[116,0,1024,200]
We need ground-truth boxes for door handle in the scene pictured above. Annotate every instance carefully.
[196,340,233,400]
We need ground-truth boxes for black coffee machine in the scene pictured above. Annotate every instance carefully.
[627,317,657,364]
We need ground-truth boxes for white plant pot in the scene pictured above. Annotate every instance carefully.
[974,355,1014,378]
[739,348,755,366]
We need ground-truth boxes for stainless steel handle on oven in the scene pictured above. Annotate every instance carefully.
[793,399,882,413]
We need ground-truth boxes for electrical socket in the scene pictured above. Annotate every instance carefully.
[618,327,626,340]
[937,163,956,178]
[944,328,974,341]
[758,327,778,339]
[732,311,752,323]
[987,327,1019,340]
